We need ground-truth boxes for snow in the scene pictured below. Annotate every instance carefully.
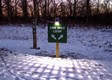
[0,24,112,80]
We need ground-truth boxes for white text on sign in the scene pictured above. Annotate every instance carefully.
[50,26,65,29]
[53,30,62,33]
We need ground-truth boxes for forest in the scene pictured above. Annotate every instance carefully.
[0,0,112,26]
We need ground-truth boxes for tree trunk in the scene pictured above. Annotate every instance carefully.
[6,0,11,23]
[68,0,72,16]
[61,1,64,17]
[0,0,2,18]
[14,0,17,17]
[97,0,100,14]
[33,0,37,18]
[54,0,56,17]
[47,0,49,17]
[86,0,91,26]
[22,0,28,19]
[45,0,47,20]
[73,0,77,20]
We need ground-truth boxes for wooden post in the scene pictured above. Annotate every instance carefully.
[32,19,37,49]
[33,28,37,49]
[56,42,59,58]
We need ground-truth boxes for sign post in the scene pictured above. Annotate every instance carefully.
[48,18,67,58]
[56,42,59,58]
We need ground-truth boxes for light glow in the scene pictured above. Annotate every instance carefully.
[55,21,60,26]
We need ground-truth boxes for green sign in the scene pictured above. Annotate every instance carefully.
[48,22,67,43]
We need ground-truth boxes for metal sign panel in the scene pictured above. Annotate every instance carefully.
[48,23,67,43]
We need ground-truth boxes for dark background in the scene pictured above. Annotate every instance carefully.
[0,0,112,28]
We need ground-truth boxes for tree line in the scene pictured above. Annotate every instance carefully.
[0,0,112,26]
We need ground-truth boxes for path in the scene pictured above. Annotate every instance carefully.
[0,52,112,80]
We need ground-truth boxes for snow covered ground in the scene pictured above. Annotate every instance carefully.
[0,24,112,80]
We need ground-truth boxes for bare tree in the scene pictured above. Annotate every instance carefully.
[14,0,18,17]
[86,0,91,25]
[33,0,37,18]
[103,0,110,14]
[45,0,47,19]
[67,0,72,16]
[53,0,57,17]
[96,0,100,14]
[6,0,11,23]
[21,0,28,18]
[47,0,50,17]
[73,0,78,20]
[47,0,53,17]
[60,1,66,17]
